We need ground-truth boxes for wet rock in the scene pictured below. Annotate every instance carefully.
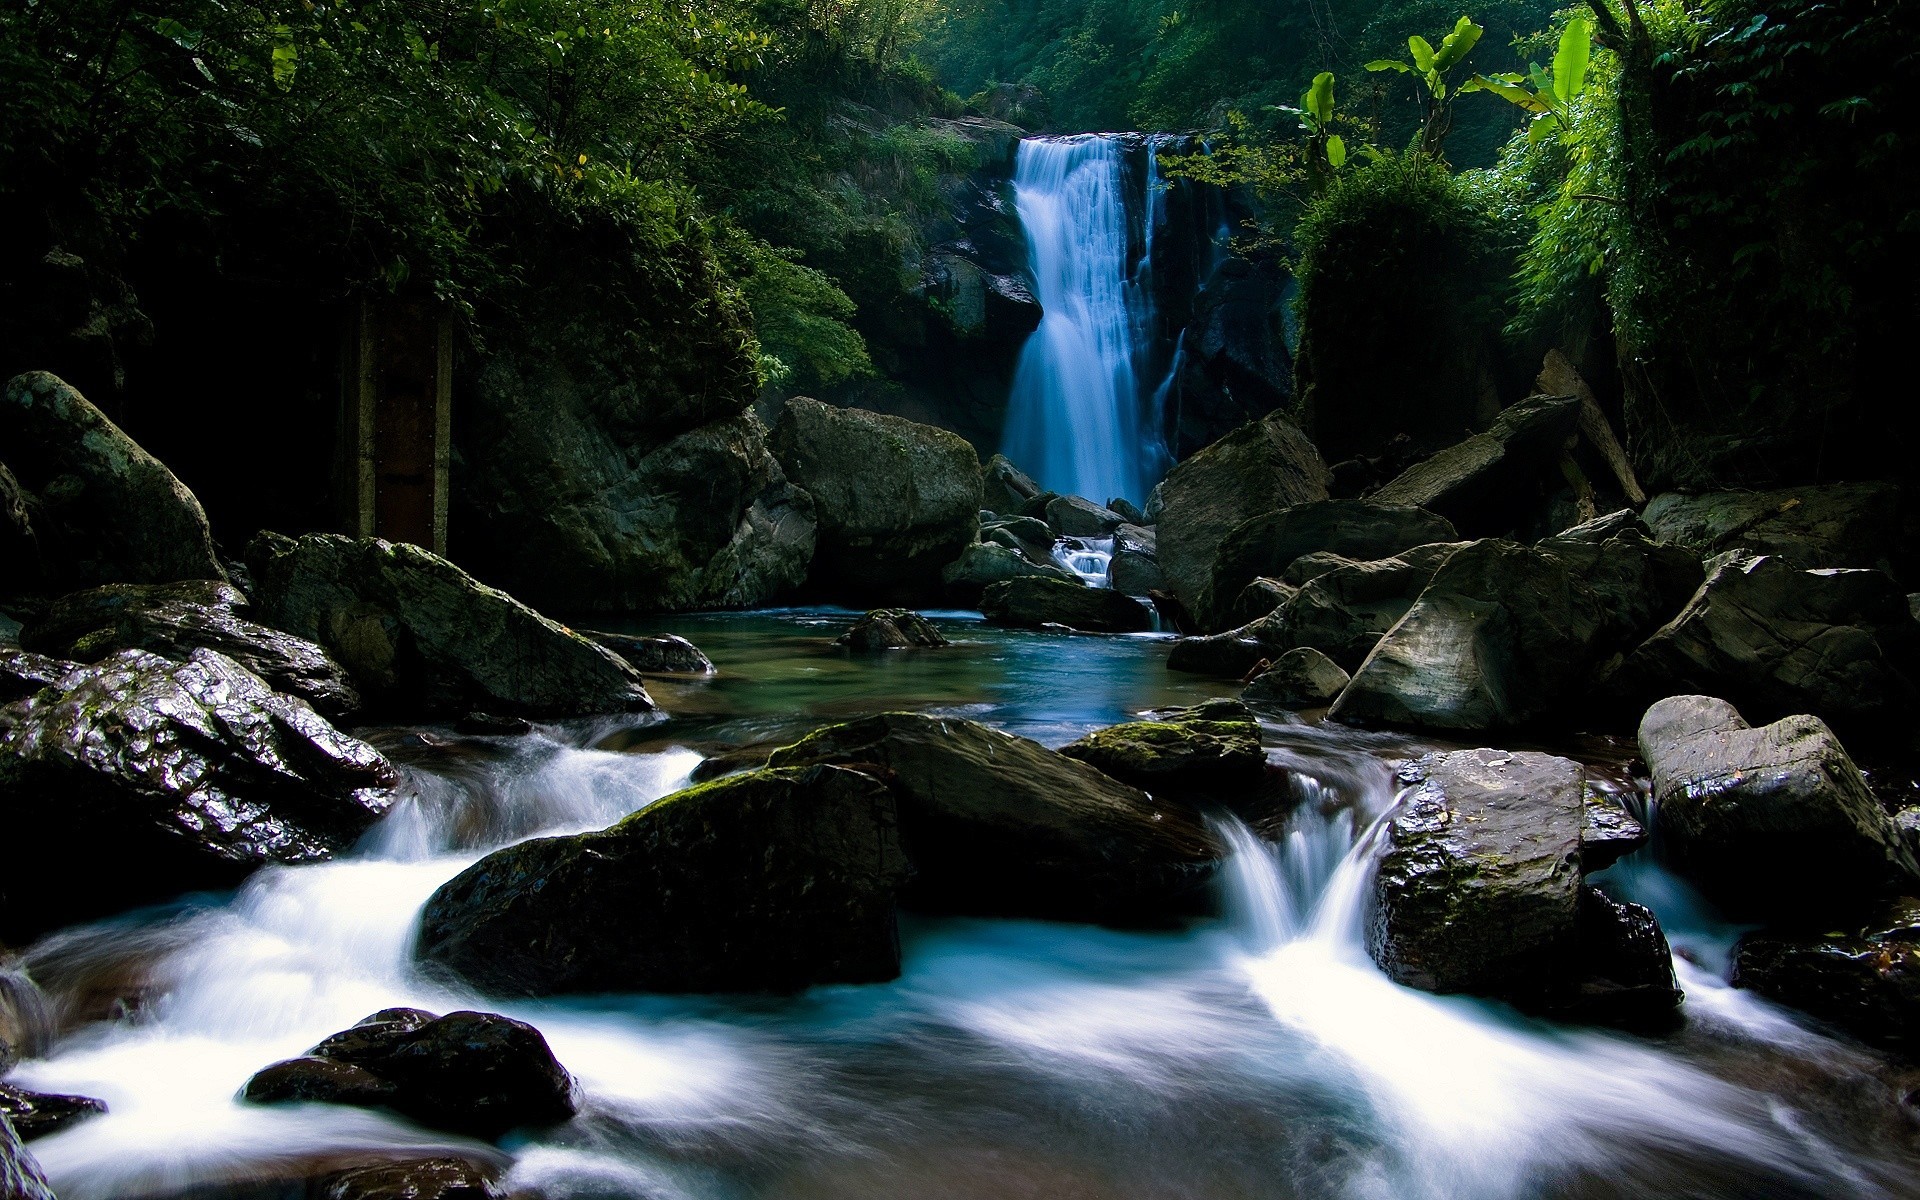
[417,766,908,995]
[0,648,397,941]
[1537,517,1703,649]
[1109,524,1164,596]
[0,371,225,590]
[1059,699,1265,802]
[1109,497,1149,526]
[770,398,983,605]
[1,1112,53,1200]
[0,1082,107,1140]
[1563,887,1683,1030]
[1580,788,1648,871]
[1166,624,1277,678]
[1636,695,1920,919]
[246,532,653,719]
[1155,410,1331,624]
[1604,554,1917,733]
[1045,495,1125,538]
[1265,543,1462,672]
[578,630,714,675]
[1243,648,1349,709]
[835,609,949,651]
[982,454,1044,514]
[454,712,533,737]
[768,712,1223,924]
[1368,749,1586,997]
[1733,899,1920,1056]
[1370,394,1581,536]
[317,1156,505,1200]
[941,543,1079,605]
[1331,540,1607,731]
[1198,500,1458,631]
[245,1008,576,1140]
[980,577,1154,633]
[21,580,361,719]
[0,648,70,704]
[981,515,1057,562]
[1644,482,1902,573]
[1223,577,1295,627]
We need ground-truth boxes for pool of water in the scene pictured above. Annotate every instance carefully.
[8,610,1920,1200]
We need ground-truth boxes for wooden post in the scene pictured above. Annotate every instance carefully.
[341,295,453,553]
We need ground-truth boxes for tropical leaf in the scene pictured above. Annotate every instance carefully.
[271,35,297,91]
[1325,134,1347,167]
[1409,35,1436,72]
[1366,58,1413,73]
[1432,16,1483,71]
[1553,17,1591,103]
[1305,71,1335,125]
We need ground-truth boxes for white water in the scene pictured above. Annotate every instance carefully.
[1000,136,1156,508]
[1050,535,1114,588]
[8,694,1917,1198]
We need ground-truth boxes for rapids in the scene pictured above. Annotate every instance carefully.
[8,611,1919,1199]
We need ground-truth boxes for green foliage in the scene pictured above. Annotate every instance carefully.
[719,228,874,389]
[1460,15,1591,144]
[1366,15,1488,154]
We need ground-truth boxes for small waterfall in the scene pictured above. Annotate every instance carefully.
[1000,136,1156,508]
[1050,535,1114,588]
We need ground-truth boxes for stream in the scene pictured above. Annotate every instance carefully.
[11,610,1920,1199]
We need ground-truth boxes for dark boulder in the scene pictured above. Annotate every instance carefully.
[770,398,982,605]
[1223,577,1294,628]
[1330,540,1607,731]
[1059,699,1265,802]
[1636,695,1920,920]
[1565,887,1684,1030]
[1155,411,1331,624]
[0,649,70,704]
[1604,554,1917,733]
[244,1007,576,1140]
[981,514,1057,562]
[1242,647,1350,709]
[835,609,950,651]
[1165,623,1281,678]
[318,1156,505,1200]
[417,766,908,996]
[1580,787,1648,871]
[1109,524,1164,596]
[1045,495,1125,538]
[1538,515,1703,649]
[980,577,1154,633]
[1370,395,1582,536]
[941,543,1078,604]
[982,454,1044,514]
[0,371,225,591]
[1198,500,1457,631]
[578,630,713,675]
[21,580,361,719]
[1265,543,1462,672]
[0,1081,107,1140]
[1643,482,1902,573]
[1732,899,1919,1057]
[0,649,397,941]
[246,532,653,719]
[1108,497,1149,526]
[0,464,44,599]
[768,712,1223,924]
[1,1112,53,1200]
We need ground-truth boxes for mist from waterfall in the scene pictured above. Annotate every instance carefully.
[999,136,1156,508]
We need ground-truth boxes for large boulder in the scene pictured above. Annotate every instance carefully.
[1242,647,1350,709]
[982,454,1044,514]
[1732,899,1919,1056]
[244,1007,575,1139]
[770,398,983,604]
[1109,524,1166,596]
[1330,540,1607,731]
[417,766,908,996]
[767,713,1223,924]
[1154,411,1331,623]
[1198,501,1457,631]
[0,371,225,591]
[940,542,1078,604]
[0,1082,107,1140]
[2,1113,53,1200]
[1045,495,1125,538]
[0,649,397,941]
[835,609,949,651]
[246,533,653,718]
[1636,696,1920,919]
[1537,513,1703,649]
[1058,700,1265,802]
[1643,482,1902,573]
[460,409,814,615]
[1368,748,1679,1023]
[1370,395,1581,536]
[1604,554,1917,732]
[979,576,1154,633]
[577,630,713,675]
[981,514,1057,562]
[20,580,360,719]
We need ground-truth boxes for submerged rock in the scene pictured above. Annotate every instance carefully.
[1155,410,1331,624]
[768,712,1223,924]
[578,629,714,675]
[1636,695,1920,919]
[770,398,982,604]
[417,766,908,995]
[1242,647,1350,709]
[835,609,949,651]
[1643,482,1902,573]
[980,576,1154,633]
[244,1007,576,1140]
[1370,394,1581,536]
[1733,899,1920,1057]
[0,649,397,941]
[0,1082,107,1140]
[0,371,225,591]
[942,542,1078,604]
[21,580,361,718]
[1198,500,1457,631]
[1059,699,1265,802]
[246,532,653,719]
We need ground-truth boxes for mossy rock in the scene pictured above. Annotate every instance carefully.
[1060,699,1264,800]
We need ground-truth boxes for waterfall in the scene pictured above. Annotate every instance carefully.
[1000,136,1156,508]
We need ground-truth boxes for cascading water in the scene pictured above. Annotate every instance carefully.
[999,136,1156,508]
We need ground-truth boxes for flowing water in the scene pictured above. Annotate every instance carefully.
[999,136,1158,508]
[9,611,1920,1198]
